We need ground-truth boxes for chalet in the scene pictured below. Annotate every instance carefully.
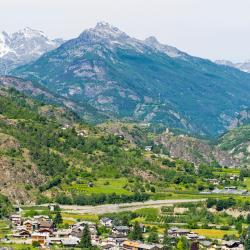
[71,226,83,238]
[112,226,130,236]
[38,221,54,232]
[168,227,190,237]
[123,241,163,250]
[71,222,95,238]
[229,175,238,181]
[123,240,140,250]
[102,243,117,250]
[10,214,22,226]
[46,237,63,245]
[31,232,50,246]
[199,240,213,249]
[48,204,56,211]
[34,215,50,222]
[221,240,244,250]
[145,146,152,152]
[54,229,72,238]
[107,234,127,246]
[207,179,220,185]
[137,243,163,250]
[15,225,26,231]
[23,220,38,232]
[71,221,97,238]
[187,233,199,240]
[61,237,80,247]
[13,229,31,238]
[100,217,113,227]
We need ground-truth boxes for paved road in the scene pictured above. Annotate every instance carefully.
[58,199,205,214]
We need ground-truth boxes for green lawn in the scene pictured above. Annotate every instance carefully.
[0,243,38,250]
[192,229,238,239]
[62,213,99,223]
[64,178,132,195]
[0,220,10,238]
[213,168,240,176]
[245,177,250,191]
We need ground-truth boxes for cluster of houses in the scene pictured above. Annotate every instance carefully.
[2,214,244,250]
[200,186,249,195]
[8,214,102,248]
[100,218,163,250]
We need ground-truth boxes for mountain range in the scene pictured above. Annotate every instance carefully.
[2,22,250,137]
[0,27,63,74]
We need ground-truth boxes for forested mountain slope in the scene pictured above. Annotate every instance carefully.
[11,22,250,137]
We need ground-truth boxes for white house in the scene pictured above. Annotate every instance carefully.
[100,218,113,228]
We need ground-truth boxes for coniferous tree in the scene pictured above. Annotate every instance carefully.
[54,210,63,226]
[163,228,173,250]
[129,221,143,241]
[148,231,159,243]
[80,224,92,248]
[245,226,250,250]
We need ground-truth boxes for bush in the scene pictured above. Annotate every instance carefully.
[32,241,40,247]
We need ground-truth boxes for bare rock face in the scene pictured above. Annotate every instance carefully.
[0,27,63,74]
[156,132,240,167]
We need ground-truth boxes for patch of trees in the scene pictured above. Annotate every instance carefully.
[129,221,143,241]
[0,194,13,218]
[240,167,250,180]
[198,163,214,178]
[207,197,237,211]
[39,176,62,192]
[55,192,150,206]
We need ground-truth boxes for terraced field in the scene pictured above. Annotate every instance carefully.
[63,178,132,195]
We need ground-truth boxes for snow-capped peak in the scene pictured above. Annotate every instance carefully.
[0,28,64,73]
[0,31,13,57]
[15,27,47,39]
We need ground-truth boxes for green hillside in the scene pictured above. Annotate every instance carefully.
[0,86,249,207]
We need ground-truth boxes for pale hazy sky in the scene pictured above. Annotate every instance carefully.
[1,0,250,62]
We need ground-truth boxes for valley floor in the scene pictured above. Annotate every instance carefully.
[35,198,205,215]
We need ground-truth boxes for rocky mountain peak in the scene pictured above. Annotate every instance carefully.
[144,36,160,45]
[215,59,250,73]
[79,21,129,44]
[144,35,186,58]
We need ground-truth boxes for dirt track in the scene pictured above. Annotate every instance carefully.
[58,199,205,214]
